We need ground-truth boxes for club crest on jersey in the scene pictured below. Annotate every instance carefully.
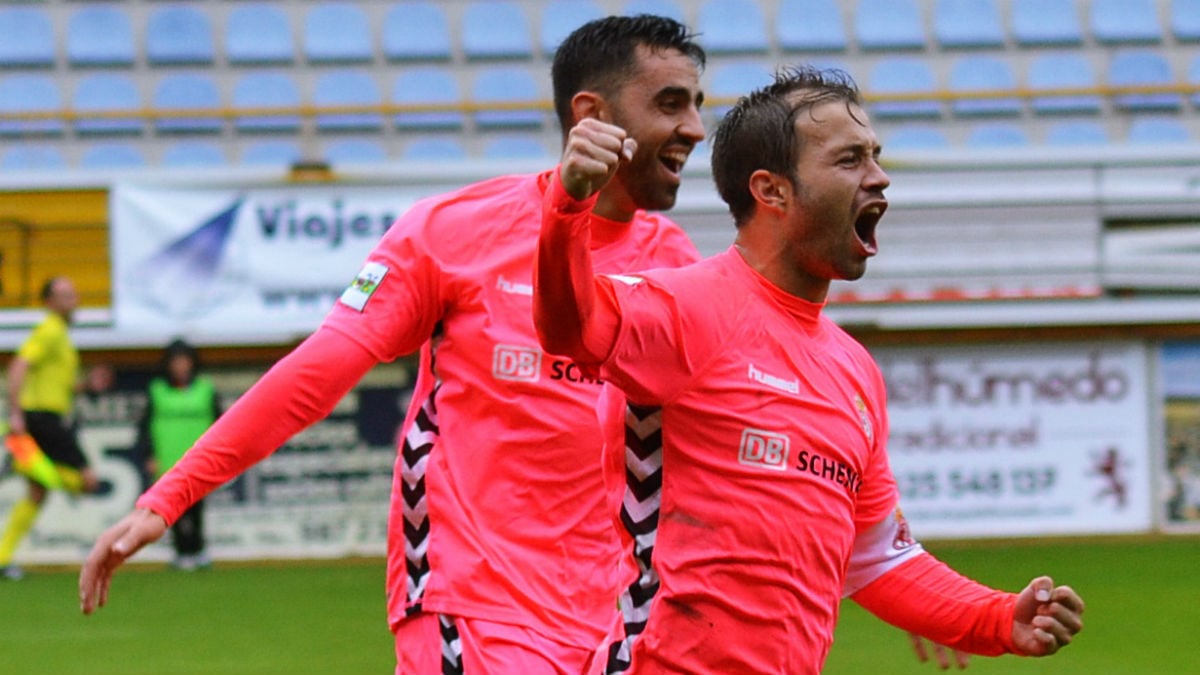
[339,261,388,311]
[854,394,874,443]
[738,428,790,472]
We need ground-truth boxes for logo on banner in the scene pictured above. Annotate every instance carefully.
[738,429,790,471]
[492,345,541,382]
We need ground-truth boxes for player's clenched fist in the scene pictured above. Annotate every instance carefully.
[560,118,637,201]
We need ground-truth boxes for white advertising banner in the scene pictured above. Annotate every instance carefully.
[111,183,417,338]
[875,341,1154,538]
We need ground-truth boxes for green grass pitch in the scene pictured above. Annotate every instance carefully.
[1,536,1197,674]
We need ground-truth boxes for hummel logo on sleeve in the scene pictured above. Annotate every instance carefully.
[340,261,388,311]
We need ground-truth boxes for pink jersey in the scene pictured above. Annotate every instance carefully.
[594,248,898,675]
[319,171,699,646]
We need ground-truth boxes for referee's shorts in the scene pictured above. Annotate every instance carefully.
[24,411,89,470]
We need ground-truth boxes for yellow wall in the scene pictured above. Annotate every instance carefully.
[0,189,109,307]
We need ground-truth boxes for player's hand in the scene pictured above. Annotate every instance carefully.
[560,118,636,201]
[909,633,970,669]
[1010,576,1084,656]
[79,507,168,615]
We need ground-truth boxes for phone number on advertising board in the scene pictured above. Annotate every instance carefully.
[897,466,1057,500]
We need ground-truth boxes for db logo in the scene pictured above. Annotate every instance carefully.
[738,429,790,471]
[492,344,542,382]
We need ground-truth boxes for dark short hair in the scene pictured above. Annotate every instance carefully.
[711,65,864,226]
[40,276,63,301]
[162,338,200,374]
[551,14,706,132]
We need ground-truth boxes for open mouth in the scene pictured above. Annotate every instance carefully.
[854,201,886,255]
[659,148,690,175]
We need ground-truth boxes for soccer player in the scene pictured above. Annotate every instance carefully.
[532,66,1086,674]
[80,15,705,675]
[1,277,102,580]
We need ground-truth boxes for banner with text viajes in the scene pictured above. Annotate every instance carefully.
[111,183,421,338]
[875,341,1153,539]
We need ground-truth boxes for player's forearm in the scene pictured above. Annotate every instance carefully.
[136,326,377,524]
[851,552,1019,656]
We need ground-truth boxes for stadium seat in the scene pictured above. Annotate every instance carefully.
[153,73,223,134]
[323,139,389,164]
[402,137,469,161]
[933,0,1005,48]
[884,124,952,150]
[0,7,54,67]
[226,4,295,64]
[622,0,687,22]
[461,2,534,60]
[67,6,136,67]
[146,5,215,65]
[240,139,303,166]
[313,70,383,131]
[0,145,66,172]
[482,134,552,159]
[1171,0,1200,41]
[540,0,605,54]
[383,2,453,61]
[80,142,147,169]
[162,141,227,167]
[1044,120,1110,145]
[392,67,466,130]
[777,0,847,52]
[708,61,774,119]
[0,75,63,136]
[73,73,144,135]
[866,57,942,119]
[1108,50,1181,111]
[1027,53,1103,115]
[1127,117,1191,144]
[232,72,302,133]
[471,66,546,129]
[948,56,1021,117]
[304,3,373,63]
[855,0,926,51]
[1011,0,1083,46]
[697,0,770,54]
[966,122,1030,148]
[1090,0,1163,44]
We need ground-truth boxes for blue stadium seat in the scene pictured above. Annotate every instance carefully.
[0,7,54,67]
[323,139,389,164]
[67,6,136,67]
[81,143,147,169]
[392,67,466,130]
[1108,50,1181,111]
[73,74,143,135]
[948,56,1021,117]
[697,0,769,54]
[708,61,774,119]
[162,141,227,167]
[933,0,1005,48]
[966,122,1030,148]
[153,73,223,134]
[1027,53,1103,115]
[1127,117,1191,144]
[304,3,373,63]
[146,5,215,65]
[885,124,951,150]
[622,0,687,22]
[0,75,63,136]
[402,137,469,161]
[462,2,534,60]
[383,2,453,61]
[777,0,847,52]
[240,139,303,166]
[232,72,302,133]
[1044,120,1110,145]
[1090,0,1162,44]
[313,70,383,131]
[482,134,552,159]
[226,4,295,64]
[867,57,942,119]
[471,66,546,129]
[855,0,926,51]
[1171,0,1200,41]
[0,145,66,172]
[540,0,605,54]
[1011,0,1083,46]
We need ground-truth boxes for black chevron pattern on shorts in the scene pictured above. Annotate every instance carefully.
[402,385,440,615]
[439,614,464,675]
[606,404,664,675]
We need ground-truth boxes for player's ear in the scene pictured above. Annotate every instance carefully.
[748,170,789,213]
[570,91,607,124]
